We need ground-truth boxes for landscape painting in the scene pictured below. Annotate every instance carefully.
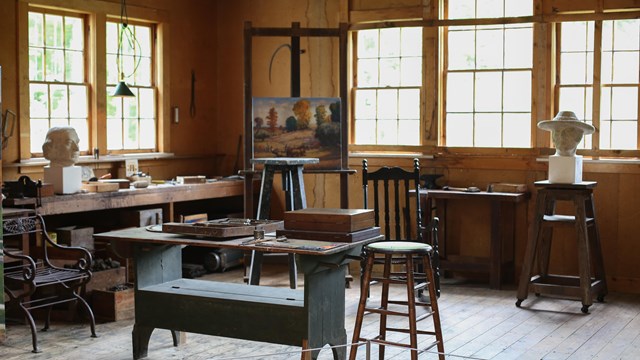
[252,97,342,170]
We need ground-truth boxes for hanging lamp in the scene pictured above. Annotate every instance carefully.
[112,0,139,98]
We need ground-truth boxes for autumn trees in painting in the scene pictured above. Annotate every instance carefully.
[252,98,342,169]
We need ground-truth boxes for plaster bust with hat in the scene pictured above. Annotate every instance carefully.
[538,111,595,157]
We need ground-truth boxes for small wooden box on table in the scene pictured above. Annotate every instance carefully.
[94,227,382,360]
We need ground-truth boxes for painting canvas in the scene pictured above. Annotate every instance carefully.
[252,97,342,170]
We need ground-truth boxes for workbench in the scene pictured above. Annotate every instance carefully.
[94,227,382,359]
[417,189,529,289]
[5,179,245,221]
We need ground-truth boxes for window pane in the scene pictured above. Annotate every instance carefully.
[559,87,592,121]
[448,0,475,19]
[29,48,44,81]
[476,0,503,18]
[124,118,139,149]
[398,89,420,119]
[107,118,123,150]
[562,22,590,52]
[139,88,155,118]
[355,119,376,144]
[69,85,88,118]
[503,71,531,112]
[611,87,638,120]
[107,54,119,85]
[45,14,63,48]
[135,57,152,86]
[611,121,637,149]
[136,25,152,56]
[70,118,89,151]
[503,113,530,147]
[446,113,473,146]
[45,48,64,82]
[398,120,420,145]
[357,29,378,58]
[505,0,533,17]
[357,59,378,87]
[401,57,421,86]
[612,52,639,84]
[124,92,139,118]
[30,84,49,118]
[560,53,590,84]
[65,17,83,50]
[504,27,532,68]
[379,28,400,57]
[476,29,504,69]
[613,20,640,51]
[474,113,502,147]
[377,89,398,119]
[29,12,44,47]
[448,30,475,70]
[140,118,156,149]
[107,22,119,54]
[30,118,50,154]
[446,72,474,112]
[379,58,400,87]
[377,119,398,145]
[355,90,376,119]
[66,50,84,83]
[50,84,68,119]
[401,27,421,57]
[475,72,503,112]
[601,51,613,83]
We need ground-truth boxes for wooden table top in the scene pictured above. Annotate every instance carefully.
[94,226,382,256]
[415,188,529,202]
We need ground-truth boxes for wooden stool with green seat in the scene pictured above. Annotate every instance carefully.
[349,240,445,360]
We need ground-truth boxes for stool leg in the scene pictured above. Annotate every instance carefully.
[405,255,419,360]
[587,193,608,301]
[423,253,445,360]
[350,253,375,360]
[378,254,392,360]
[574,195,593,313]
[517,190,547,305]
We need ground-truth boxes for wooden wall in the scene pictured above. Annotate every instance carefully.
[1,0,639,295]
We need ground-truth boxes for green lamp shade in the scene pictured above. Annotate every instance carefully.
[112,81,135,97]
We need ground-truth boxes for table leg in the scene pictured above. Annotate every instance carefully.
[489,200,503,290]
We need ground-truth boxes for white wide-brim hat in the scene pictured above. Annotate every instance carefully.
[538,111,595,135]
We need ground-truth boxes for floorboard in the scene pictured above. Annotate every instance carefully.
[2,265,639,359]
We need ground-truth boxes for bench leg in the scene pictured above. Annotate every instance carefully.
[132,324,154,359]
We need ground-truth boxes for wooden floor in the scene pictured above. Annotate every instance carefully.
[2,265,640,360]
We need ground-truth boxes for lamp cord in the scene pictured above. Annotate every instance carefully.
[117,0,141,81]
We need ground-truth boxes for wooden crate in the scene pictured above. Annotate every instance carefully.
[56,226,94,251]
[120,208,163,227]
[283,208,375,232]
[85,266,127,296]
[92,284,134,322]
[276,226,380,243]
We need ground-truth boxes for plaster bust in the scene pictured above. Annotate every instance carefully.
[42,126,80,167]
[537,111,595,157]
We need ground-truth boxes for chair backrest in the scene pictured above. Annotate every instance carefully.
[362,158,423,242]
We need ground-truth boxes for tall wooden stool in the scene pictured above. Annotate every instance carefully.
[516,181,607,313]
[350,241,445,360]
[247,157,319,288]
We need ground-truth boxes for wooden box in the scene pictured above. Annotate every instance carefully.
[56,226,94,251]
[85,266,127,296]
[121,208,163,227]
[92,284,134,322]
[276,227,380,243]
[284,208,375,233]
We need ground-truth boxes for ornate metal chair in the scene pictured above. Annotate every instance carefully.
[2,215,97,353]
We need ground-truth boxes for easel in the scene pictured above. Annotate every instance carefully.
[242,21,351,219]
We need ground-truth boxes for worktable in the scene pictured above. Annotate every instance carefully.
[94,227,382,360]
[6,179,245,220]
[417,189,529,289]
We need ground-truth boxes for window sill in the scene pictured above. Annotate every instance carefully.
[8,152,176,168]
[536,156,640,164]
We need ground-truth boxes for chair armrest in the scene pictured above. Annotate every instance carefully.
[42,236,93,272]
[2,248,38,282]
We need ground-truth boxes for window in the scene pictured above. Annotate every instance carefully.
[28,10,88,155]
[444,0,533,148]
[559,20,640,150]
[23,3,164,160]
[106,21,156,151]
[353,27,423,145]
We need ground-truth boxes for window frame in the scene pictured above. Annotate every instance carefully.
[18,0,170,161]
